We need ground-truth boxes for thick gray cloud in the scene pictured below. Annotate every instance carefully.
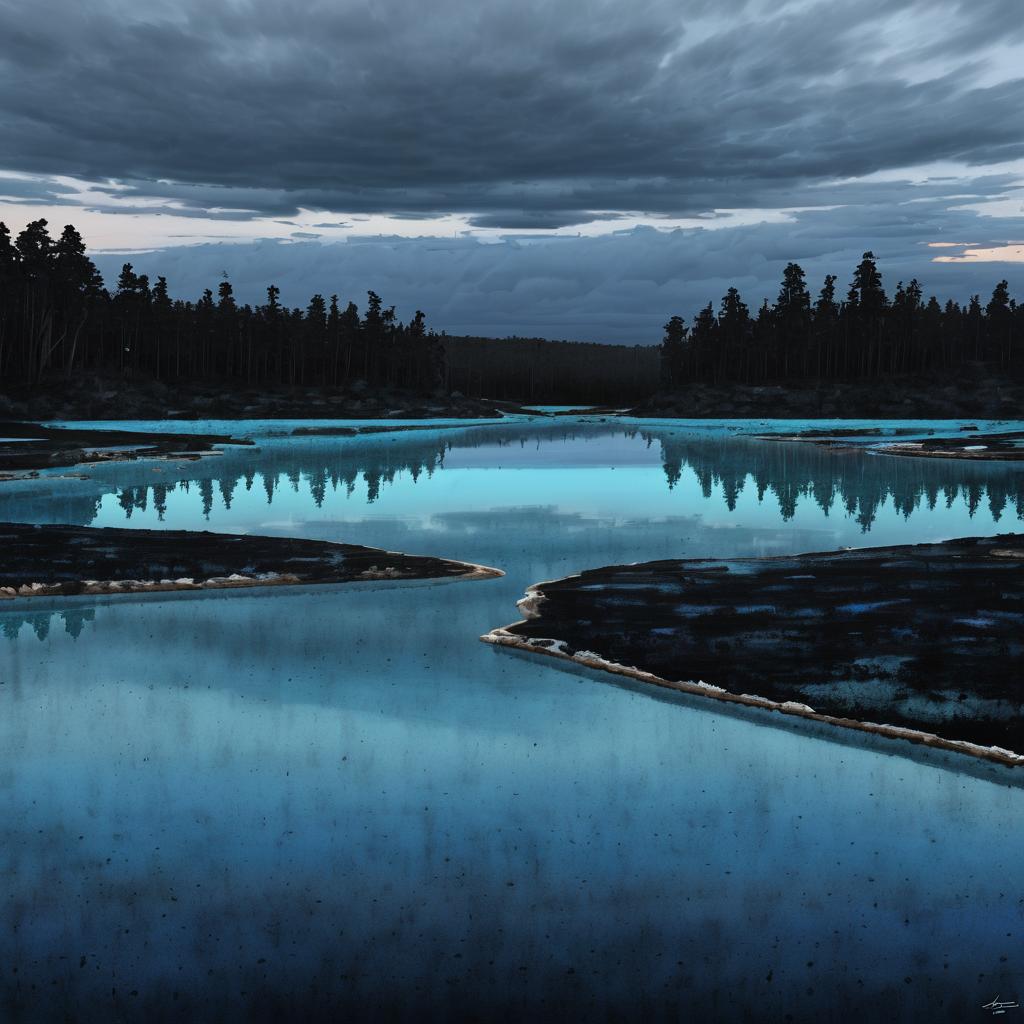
[2,0,1023,226]
[91,190,1024,344]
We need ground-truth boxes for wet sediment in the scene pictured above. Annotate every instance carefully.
[482,534,1024,764]
[753,424,1024,461]
[0,522,502,599]
[0,421,253,479]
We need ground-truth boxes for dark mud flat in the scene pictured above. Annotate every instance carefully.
[290,422,487,438]
[0,523,502,599]
[873,431,1024,461]
[0,421,253,478]
[753,424,1024,461]
[751,426,936,444]
[483,535,1024,765]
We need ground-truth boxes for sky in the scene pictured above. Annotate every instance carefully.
[1,0,1023,342]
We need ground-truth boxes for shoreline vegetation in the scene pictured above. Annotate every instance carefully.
[482,535,1024,767]
[0,523,503,600]
[2,221,1023,418]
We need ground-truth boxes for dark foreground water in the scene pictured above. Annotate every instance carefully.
[1,417,1022,1022]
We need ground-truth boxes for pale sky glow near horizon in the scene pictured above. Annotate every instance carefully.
[1,0,1023,341]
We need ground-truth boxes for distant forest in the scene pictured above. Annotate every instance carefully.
[444,336,657,404]
[1,219,1021,406]
[0,219,445,393]
[660,254,1022,387]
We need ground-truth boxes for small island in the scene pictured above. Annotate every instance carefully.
[0,522,502,599]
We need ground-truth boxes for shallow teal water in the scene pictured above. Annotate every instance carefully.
[1,418,1023,1021]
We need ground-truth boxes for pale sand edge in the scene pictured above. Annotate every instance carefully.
[1,558,504,600]
[480,623,1024,770]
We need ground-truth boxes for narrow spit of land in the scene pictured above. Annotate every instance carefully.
[751,424,1024,461]
[0,523,502,599]
[482,535,1024,766]
[0,421,254,479]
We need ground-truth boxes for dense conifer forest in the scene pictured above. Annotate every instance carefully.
[1,220,1020,408]
[659,254,1022,388]
[0,219,444,392]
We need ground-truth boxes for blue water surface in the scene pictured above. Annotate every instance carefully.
[1,416,1023,1022]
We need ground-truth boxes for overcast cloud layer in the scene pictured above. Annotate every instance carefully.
[2,0,1023,338]
[91,191,1024,345]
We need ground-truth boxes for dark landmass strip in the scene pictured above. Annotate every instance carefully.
[483,535,1024,765]
[751,426,937,441]
[0,373,504,422]
[290,423,480,437]
[0,523,502,599]
[287,409,542,437]
[633,370,1024,419]
[0,421,253,479]
[873,432,1024,461]
[751,425,1024,461]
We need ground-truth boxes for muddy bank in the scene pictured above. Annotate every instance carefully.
[483,535,1024,765]
[633,370,1024,419]
[0,421,253,479]
[750,425,1024,461]
[873,432,1024,461]
[0,373,507,422]
[290,422,492,438]
[0,523,502,599]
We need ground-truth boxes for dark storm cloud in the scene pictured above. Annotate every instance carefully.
[1,0,1023,226]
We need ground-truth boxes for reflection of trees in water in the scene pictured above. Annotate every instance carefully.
[2,606,96,642]
[9,425,1023,532]
[654,434,1024,530]
[109,435,456,521]
[109,425,639,520]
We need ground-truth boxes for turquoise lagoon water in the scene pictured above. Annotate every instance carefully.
[1,417,1023,1021]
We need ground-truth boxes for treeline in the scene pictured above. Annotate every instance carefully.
[444,335,658,404]
[0,219,445,390]
[661,253,1022,387]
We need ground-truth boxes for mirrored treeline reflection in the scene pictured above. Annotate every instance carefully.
[2,422,1023,533]
[653,433,1024,530]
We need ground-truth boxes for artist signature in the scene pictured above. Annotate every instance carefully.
[983,996,1020,1016]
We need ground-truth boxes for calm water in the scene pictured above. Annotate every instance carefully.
[1,417,1023,1021]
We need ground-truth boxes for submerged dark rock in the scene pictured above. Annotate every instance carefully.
[0,421,253,479]
[0,523,502,598]
[483,535,1024,765]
